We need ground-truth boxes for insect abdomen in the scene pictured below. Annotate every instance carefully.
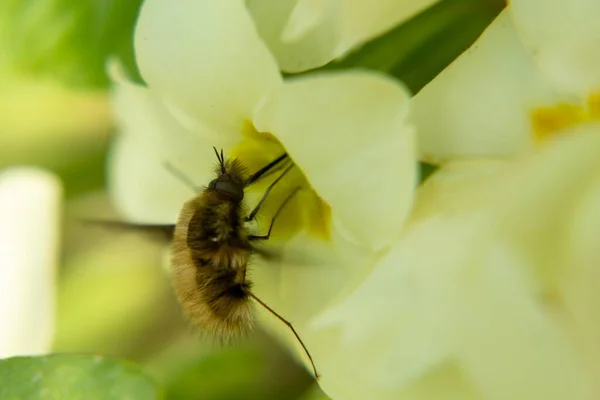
[171,188,254,339]
[205,278,253,332]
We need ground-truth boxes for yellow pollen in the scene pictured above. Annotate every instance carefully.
[530,103,585,141]
[586,92,600,119]
[530,91,600,142]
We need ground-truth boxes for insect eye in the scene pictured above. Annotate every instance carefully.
[210,179,244,200]
[215,181,244,199]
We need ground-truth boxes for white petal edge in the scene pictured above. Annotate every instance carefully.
[248,0,441,73]
[411,10,567,163]
[253,70,417,252]
[281,0,330,42]
[107,60,235,149]
[108,75,218,223]
[246,0,341,73]
[0,168,61,358]
[509,0,600,96]
[408,159,512,223]
[135,0,282,133]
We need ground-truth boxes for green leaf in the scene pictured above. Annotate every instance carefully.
[164,349,268,400]
[0,354,162,400]
[153,343,312,400]
[0,0,143,87]
[299,384,332,400]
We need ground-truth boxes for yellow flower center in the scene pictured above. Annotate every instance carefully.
[530,92,600,141]
[230,122,331,241]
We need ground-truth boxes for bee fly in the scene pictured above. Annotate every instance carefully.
[98,148,319,378]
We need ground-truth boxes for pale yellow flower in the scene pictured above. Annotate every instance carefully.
[247,0,441,72]
[0,168,61,358]
[412,0,600,163]
[312,126,600,400]
[109,0,416,376]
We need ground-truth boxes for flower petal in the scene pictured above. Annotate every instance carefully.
[135,0,281,133]
[311,216,489,399]
[409,159,511,222]
[562,172,600,390]
[490,124,600,291]
[108,75,217,223]
[248,0,441,73]
[280,0,331,42]
[0,168,61,357]
[454,244,588,400]
[253,70,417,252]
[250,227,378,374]
[108,60,237,149]
[510,0,600,96]
[246,0,341,73]
[255,216,380,319]
[311,161,594,399]
[411,10,565,163]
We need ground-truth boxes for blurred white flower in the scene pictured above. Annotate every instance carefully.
[0,167,61,358]
[311,126,600,400]
[412,0,600,163]
[109,0,416,375]
[247,0,441,72]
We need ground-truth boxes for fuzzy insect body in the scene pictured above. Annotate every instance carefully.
[172,175,255,339]
[93,149,319,378]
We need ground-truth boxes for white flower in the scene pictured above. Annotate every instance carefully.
[247,0,441,72]
[312,126,600,400]
[0,167,61,358]
[411,0,600,163]
[109,0,416,375]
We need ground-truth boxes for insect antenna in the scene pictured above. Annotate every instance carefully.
[163,161,198,192]
[246,291,319,379]
[213,147,226,174]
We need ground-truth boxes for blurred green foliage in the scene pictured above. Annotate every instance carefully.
[0,0,143,197]
[0,0,142,86]
[164,348,292,400]
[0,354,162,400]
[0,0,504,399]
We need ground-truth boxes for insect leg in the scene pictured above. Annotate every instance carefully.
[82,220,175,241]
[245,164,295,222]
[248,186,300,240]
[246,291,320,379]
[163,162,198,192]
[246,153,289,186]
